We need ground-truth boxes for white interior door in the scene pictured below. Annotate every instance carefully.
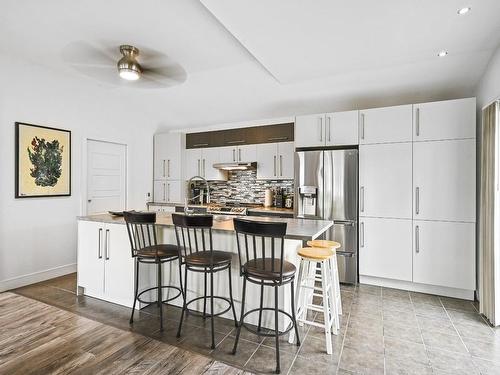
[413,139,476,222]
[87,140,126,215]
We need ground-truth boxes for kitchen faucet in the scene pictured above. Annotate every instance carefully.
[185,175,210,214]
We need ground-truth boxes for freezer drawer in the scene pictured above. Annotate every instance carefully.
[327,220,358,284]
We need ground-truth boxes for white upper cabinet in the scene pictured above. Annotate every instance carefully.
[185,149,202,179]
[185,148,225,181]
[256,142,294,180]
[295,114,325,148]
[277,142,295,179]
[219,145,257,163]
[325,110,359,146]
[359,217,413,281]
[413,220,475,290]
[359,143,413,219]
[154,133,183,180]
[296,111,359,147]
[413,139,476,223]
[359,105,413,144]
[413,98,476,141]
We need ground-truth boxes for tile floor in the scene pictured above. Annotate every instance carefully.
[13,274,500,374]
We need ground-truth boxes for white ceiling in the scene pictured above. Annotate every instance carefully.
[1,0,499,130]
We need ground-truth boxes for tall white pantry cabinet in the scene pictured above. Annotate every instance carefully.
[358,97,476,300]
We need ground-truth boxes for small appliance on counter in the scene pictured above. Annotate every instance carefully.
[274,187,285,208]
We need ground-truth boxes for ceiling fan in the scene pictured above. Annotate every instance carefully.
[62,41,187,89]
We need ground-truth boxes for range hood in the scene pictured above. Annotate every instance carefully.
[212,162,257,171]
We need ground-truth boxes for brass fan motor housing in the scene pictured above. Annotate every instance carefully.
[117,45,142,77]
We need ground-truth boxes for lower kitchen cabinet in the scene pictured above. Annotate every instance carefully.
[413,220,475,290]
[359,217,413,282]
[77,220,135,307]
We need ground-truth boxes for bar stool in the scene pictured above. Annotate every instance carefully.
[307,240,342,316]
[172,213,237,350]
[124,211,182,331]
[232,218,301,374]
[288,246,340,355]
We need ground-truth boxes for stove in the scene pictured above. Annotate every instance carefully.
[206,205,248,216]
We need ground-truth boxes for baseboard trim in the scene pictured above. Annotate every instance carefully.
[0,263,76,292]
[359,275,475,300]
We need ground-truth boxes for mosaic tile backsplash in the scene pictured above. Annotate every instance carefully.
[208,170,293,204]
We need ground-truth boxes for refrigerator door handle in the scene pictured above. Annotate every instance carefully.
[333,220,356,226]
[336,250,355,257]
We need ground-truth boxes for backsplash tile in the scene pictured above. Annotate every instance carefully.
[209,170,293,204]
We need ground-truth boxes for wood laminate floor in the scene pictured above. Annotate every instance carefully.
[12,274,500,374]
[0,292,248,375]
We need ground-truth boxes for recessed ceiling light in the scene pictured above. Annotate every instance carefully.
[457,7,471,15]
[438,51,448,57]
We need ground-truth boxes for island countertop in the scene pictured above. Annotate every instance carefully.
[78,212,333,241]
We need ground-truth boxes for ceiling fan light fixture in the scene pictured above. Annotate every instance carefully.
[117,45,142,81]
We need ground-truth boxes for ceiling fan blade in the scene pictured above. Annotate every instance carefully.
[142,65,187,83]
[62,40,116,66]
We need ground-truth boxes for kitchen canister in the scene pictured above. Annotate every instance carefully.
[264,189,273,207]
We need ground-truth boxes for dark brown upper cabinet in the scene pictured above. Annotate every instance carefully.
[185,123,294,149]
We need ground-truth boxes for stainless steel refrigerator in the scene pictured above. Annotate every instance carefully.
[295,149,358,284]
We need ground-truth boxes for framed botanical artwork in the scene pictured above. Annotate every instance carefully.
[15,122,71,198]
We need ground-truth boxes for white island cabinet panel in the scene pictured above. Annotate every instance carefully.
[413,97,476,141]
[413,220,475,290]
[77,220,105,298]
[359,217,413,282]
[103,223,135,307]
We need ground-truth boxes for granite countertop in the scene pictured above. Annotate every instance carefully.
[147,202,294,215]
[78,212,332,241]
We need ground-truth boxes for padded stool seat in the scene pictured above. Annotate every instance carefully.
[243,258,296,281]
[185,250,232,267]
[137,244,178,259]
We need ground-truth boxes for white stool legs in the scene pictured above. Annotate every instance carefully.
[289,256,341,354]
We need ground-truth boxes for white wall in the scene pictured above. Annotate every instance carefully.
[476,45,500,109]
[0,56,157,291]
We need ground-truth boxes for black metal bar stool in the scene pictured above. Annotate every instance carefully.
[124,211,182,331]
[232,218,301,374]
[172,213,238,349]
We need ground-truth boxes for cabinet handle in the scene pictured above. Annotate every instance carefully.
[163,183,166,201]
[273,155,277,176]
[197,159,200,175]
[415,187,420,215]
[193,143,209,147]
[162,160,166,177]
[268,136,288,141]
[105,229,110,260]
[415,225,420,253]
[360,113,365,140]
[239,148,242,161]
[167,159,170,177]
[327,116,331,142]
[319,117,323,142]
[202,159,206,178]
[227,140,245,144]
[279,155,283,176]
[98,228,103,259]
[167,183,170,202]
[360,186,365,212]
[360,222,365,247]
[232,149,236,162]
[415,108,420,137]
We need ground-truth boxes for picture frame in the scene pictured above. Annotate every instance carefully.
[15,122,71,198]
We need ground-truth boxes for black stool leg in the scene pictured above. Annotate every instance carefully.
[203,272,207,319]
[130,259,139,324]
[257,281,264,331]
[228,266,238,326]
[290,279,300,346]
[177,267,188,338]
[210,269,216,349]
[274,285,280,374]
[158,262,163,331]
[232,276,247,354]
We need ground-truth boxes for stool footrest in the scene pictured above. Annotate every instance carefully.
[240,308,295,337]
[185,295,233,318]
[137,286,182,305]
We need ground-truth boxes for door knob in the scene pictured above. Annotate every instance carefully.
[87,199,92,203]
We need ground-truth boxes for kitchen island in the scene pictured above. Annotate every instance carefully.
[77,212,333,330]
